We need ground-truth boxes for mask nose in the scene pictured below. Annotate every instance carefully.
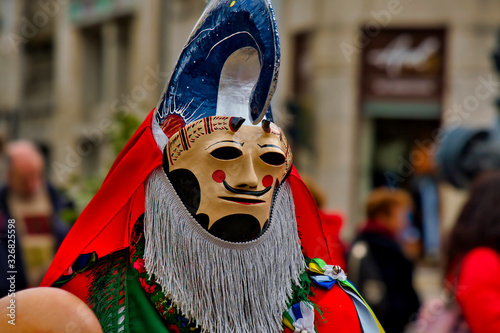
[234,155,259,189]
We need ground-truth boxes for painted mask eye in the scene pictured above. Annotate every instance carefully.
[210,147,243,160]
[260,152,286,166]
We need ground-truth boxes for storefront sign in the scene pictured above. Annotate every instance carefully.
[69,0,136,26]
[361,28,446,118]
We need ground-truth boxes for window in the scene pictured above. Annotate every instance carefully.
[81,25,103,115]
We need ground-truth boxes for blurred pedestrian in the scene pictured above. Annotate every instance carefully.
[348,187,420,333]
[445,171,500,332]
[0,140,71,296]
[409,144,441,262]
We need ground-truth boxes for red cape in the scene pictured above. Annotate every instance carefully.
[41,111,160,287]
[41,110,361,332]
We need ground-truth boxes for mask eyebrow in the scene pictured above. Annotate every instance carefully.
[206,140,244,150]
[257,143,282,150]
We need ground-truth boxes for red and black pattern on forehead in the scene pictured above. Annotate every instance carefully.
[167,116,293,174]
[168,116,241,164]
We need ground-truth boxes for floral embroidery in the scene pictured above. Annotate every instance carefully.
[139,277,157,293]
[167,324,181,333]
[133,258,146,274]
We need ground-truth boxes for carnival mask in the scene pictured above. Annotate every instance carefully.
[163,116,292,242]
[153,0,285,243]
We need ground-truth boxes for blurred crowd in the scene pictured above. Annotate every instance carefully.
[305,142,500,333]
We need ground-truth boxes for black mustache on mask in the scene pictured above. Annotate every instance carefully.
[223,180,272,196]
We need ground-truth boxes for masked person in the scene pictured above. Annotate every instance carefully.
[32,1,383,332]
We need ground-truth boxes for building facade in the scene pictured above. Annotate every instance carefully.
[277,0,500,238]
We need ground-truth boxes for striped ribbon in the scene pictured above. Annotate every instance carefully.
[306,258,385,333]
[283,301,315,333]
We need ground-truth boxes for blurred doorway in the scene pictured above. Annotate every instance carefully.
[358,27,447,260]
[371,118,440,189]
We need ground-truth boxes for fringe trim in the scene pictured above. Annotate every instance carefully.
[144,167,304,333]
[87,248,129,333]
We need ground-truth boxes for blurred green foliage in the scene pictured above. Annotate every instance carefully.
[59,110,143,222]
[110,111,142,156]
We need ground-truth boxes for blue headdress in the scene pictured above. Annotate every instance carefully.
[154,0,280,139]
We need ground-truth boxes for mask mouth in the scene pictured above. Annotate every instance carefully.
[222,180,272,196]
[219,197,266,205]
[207,214,262,243]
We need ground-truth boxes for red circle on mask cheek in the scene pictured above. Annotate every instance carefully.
[212,170,226,183]
[262,175,274,188]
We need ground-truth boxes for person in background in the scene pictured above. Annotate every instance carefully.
[0,140,71,296]
[348,187,420,333]
[409,144,441,261]
[445,171,500,332]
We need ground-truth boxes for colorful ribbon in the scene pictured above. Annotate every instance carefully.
[307,258,346,289]
[284,301,315,333]
[308,258,386,333]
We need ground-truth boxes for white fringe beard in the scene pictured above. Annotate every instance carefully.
[144,167,305,333]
